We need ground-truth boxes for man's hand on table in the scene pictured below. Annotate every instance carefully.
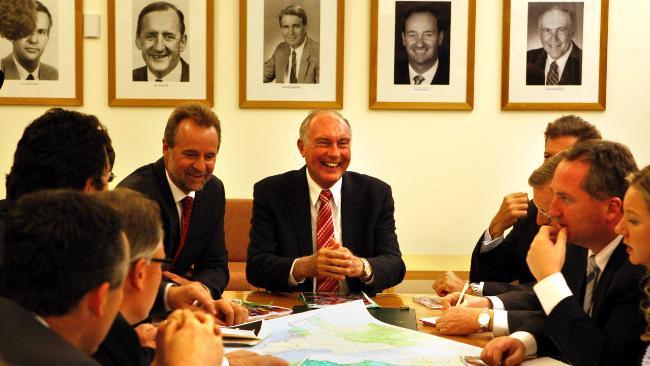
[226,350,288,366]
[481,336,526,366]
[432,271,465,296]
[440,292,491,309]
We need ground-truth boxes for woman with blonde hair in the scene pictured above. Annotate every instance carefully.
[615,165,650,364]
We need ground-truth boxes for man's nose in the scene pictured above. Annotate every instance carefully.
[154,35,165,51]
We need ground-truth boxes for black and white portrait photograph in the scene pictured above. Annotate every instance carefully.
[109,0,213,106]
[393,1,451,86]
[502,0,607,110]
[370,0,475,110]
[0,0,82,105]
[240,0,343,109]
[526,2,583,86]
[263,1,320,84]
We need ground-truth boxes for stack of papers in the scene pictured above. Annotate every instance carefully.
[413,295,443,310]
[299,292,379,308]
[221,319,269,346]
[231,299,292,321]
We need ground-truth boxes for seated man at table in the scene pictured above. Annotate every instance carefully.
[246,110,405,294]
[93,188,283,366]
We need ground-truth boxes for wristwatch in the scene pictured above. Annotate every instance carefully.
[477,308,490,332]
[469,282,481,296]
[359,258,373,282]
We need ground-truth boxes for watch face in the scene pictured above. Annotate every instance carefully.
[478,312,490,326]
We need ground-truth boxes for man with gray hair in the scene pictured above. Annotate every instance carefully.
[247,110,405,294]
[263,4,319,84]
[526,4,582,85]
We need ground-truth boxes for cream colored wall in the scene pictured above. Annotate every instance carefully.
[0,1,648,262]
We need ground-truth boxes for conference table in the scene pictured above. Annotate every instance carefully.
[221,291,492,349]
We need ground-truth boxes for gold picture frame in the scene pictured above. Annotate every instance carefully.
[369,0,475,110]
[501,0,608,110]
[0,0,83,106]
[108,0,214,107]
[239,0,344,109]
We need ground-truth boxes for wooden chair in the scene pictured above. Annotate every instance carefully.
[224,198,255,290]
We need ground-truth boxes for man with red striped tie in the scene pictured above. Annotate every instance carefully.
[247,110,406,294]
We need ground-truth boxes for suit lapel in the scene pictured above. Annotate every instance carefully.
[341,172,361,253]
[298,38,311,83]
[153,159,181,257]
[277,45,290,83]
[288,168,312,257]
[564,244,588,296]
[591,242,626,318]
[2,55,20,79]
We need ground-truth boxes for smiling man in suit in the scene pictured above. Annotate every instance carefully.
[526,5,582,85]
[263,5,319,84]
[118,102,229,314]
[246,110,405,294]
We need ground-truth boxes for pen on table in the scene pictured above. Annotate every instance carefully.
[456,281,470,307]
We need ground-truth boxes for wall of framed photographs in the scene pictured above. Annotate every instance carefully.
[0,0,648,260]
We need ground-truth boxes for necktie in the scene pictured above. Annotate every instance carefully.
[173,196,194,265]
[26,74,34,80]
[290,50,297,84]
[583,255,600,316]
[413,74,425,85]
[316,190,338,292]
[546,61,559,85]
[155,78,163,82]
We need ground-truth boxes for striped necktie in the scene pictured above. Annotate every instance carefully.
[546,61,559,85]
[583,255,600,316]
[316,190,339,292]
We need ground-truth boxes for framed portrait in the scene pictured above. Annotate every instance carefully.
[239,0,344,109]
[370,0,475,110]
[501,0,608,110]
[0,0,82,105]
[108,0,213,107]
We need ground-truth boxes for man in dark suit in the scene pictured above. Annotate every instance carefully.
[434,116,601,297]
[263,5,319,84]
[1,1,58,80]
[526,6,582,85]
[133,2,189,82]
[0,190,129,365]
[394,5,449,85]
[118,103,229,311]
[246,110,405,294]
[481,140,644,366]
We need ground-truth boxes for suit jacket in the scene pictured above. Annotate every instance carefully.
[118,158,229,301]
[504,242,646,365]
[526,42,582,85]
[1,53,58,80]
[92,313,154,366]
[393,56,449,85]
[263,37,319,84]
[246,167,405,294]
[470,202,540,295]
[132,58,190,82]
[0,297,99,366]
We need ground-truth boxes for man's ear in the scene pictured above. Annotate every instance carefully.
[83,177,98,192]
[297,139,305,157]
[85,282,111,318]
[401,32,406,47]
[130,258,147,291]
[606,197,623,222]
[438,31,444,46]
[162,138,169,155]
[179,34,187,53]
[135,36,143,51]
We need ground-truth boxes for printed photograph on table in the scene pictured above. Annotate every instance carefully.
[108,0,213,106]
[240,0,344,109]
[501,0,608,110]
[0,0,82,105]
[370,0,475,110]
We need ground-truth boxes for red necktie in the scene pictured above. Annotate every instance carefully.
[316,190,339,292]
[173,196,194,264]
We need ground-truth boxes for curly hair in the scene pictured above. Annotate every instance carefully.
[0,0,36,40]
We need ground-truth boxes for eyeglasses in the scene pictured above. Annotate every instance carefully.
[536,204,553,225]
[108,172,116,183]
[149,257,172,270]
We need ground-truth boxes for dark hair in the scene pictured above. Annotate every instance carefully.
[402,5,442,33]
[95,188,163,261]
[2,190,127,316]
[278,5,307,26]
[164,102,221,148]
[136,1,185,37]
[34,1,52,33]
[5,108,114,201]
[544,115,602,142]
[529,151,566,188]
[564,140,638,201]
[0,0,37,40]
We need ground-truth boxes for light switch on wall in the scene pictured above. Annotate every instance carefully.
[84,14,100,38]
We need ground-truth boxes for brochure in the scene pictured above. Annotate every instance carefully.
[298,292,379,308]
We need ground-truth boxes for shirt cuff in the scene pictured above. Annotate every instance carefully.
[533,272,572,315]
[480,229,505,253]
[487,295,505,311]
[510,331,538,357]
[492,310,510,336]
[164,282,176,311]
[221,356,229,366]
[288,258,306,287]
[474,282,485,296]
